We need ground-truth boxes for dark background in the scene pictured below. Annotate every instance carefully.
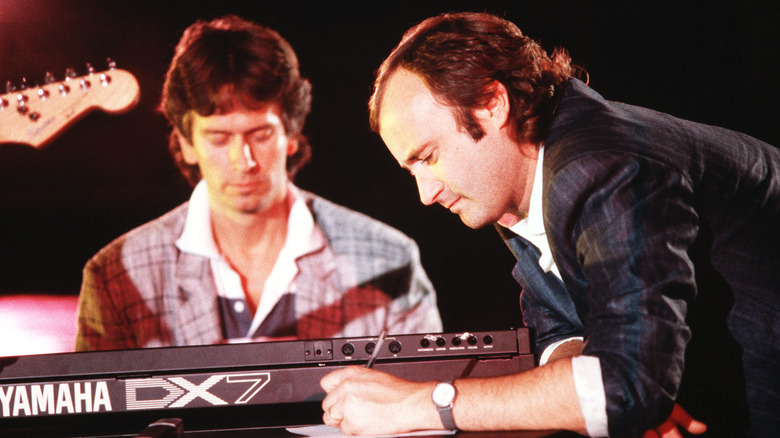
[1,0,778,333]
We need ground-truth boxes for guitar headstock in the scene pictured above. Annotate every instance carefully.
[0,66,140,149]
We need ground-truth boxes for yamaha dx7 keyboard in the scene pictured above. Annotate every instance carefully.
[0,329,533,436]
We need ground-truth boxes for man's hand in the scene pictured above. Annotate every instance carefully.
[643,404,707,438]
[320,367,439,436]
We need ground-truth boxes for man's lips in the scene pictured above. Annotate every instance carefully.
[230,180,264,192]
[444,197,462,211]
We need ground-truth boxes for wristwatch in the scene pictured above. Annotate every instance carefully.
[431,381,458,430]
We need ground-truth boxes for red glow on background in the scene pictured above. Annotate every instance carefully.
[0,294,78,356]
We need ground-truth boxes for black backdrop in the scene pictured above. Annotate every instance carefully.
[1,0,778,332]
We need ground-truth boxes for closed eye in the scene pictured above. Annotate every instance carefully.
[205,132,231,147]
[417,147,437,165]
[247,127,274,145]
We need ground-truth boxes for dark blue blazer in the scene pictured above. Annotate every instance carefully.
[508,79,780,436]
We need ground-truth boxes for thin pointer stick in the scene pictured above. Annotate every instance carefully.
[365,328,387,369]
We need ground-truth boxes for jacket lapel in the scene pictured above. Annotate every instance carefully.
[293,246,346,338]
[172,251,223,345]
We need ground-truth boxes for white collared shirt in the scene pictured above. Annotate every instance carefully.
[175,180,325,339]
[505,148,608,437]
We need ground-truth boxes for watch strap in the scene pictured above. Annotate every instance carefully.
[437,404,457,430]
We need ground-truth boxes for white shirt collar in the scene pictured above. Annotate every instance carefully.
[175,180,326,336]
[176,180,220,257]
[176,180,323,260]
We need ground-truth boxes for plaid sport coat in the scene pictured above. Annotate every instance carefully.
[76,190,441,351]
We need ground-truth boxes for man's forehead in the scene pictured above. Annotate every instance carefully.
[377,84,434,170]
[190,104,284,133]
[380,72,428,132]
[381,69,430,111]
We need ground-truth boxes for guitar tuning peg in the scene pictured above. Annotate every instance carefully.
[44,72,56,84]
[99,72,111,86]
[6,80,17,93]
[86,62,95,74]
[107,58,117,70]
[20,77,28,90]
[65,67,77,80]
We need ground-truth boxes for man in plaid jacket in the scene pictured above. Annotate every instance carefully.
[76,15,441,350]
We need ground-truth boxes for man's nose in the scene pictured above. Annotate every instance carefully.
[231,141,258,171]
[415,173,443,206]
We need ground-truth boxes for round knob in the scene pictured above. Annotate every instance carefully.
[341,343,355,356]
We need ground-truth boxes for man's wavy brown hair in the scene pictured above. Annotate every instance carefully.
[160,15,312,186]
[370,12,577,146]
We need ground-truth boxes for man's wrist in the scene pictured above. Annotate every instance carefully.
[432,381,458,430]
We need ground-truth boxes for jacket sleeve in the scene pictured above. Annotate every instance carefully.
[546,151,698,436]
[385,239,443,334]
[306,193,443,337]
[75,249,138,351]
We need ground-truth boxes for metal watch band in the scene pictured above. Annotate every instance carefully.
[437,404,457,431]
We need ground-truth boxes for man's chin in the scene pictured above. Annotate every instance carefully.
[457,212,492,230]
[231,198,268,215]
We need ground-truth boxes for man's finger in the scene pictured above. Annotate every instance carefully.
[642,429,661,438]
[320,366,362,392]
[654,420,682,438]
[670,404,707,434]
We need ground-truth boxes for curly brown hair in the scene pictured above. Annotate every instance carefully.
[369,12,577,146]
[160,15,312,186]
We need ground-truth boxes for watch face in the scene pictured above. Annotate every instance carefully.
[433,383,456,406]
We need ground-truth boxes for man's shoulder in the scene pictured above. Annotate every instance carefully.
[302,190,417,254]
[87,203,190,268]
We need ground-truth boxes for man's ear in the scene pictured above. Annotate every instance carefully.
[176,125,199,165]
[286,136,299,157]
[474,81,510,130]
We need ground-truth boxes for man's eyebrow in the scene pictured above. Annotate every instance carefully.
[202,123,275,135]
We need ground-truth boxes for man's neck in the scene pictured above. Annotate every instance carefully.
[497,147,540,228]
[210,196,290,261]
[497,212,527,228]
[209,195,291,314]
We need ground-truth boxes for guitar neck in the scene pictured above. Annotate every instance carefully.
[0,68,140,148]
